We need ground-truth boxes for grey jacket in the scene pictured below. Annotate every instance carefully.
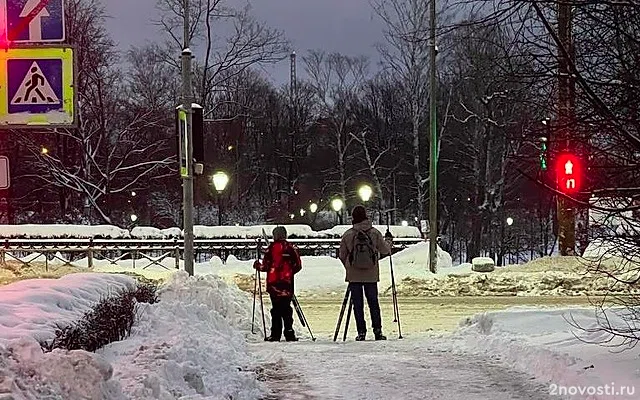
[339,220,391,283]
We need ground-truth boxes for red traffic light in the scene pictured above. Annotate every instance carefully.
[556,153,581,193]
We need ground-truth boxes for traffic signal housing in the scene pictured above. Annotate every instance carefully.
[539,137,548,170]
[556,153,581,194]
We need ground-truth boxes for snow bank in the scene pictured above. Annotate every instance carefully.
[318,224,422,238]
[0,224,130,239]
[100,272,265,399]
[449,308,640,399]
[0,273,136,343]
[397,256,640,297]
[0,223,423,240]
[0,271,267,399]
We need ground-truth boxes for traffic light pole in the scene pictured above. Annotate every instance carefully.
[428,0,438,273]
[557,2,576,256]
[181,0,195,275]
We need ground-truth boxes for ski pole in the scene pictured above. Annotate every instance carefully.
[333,286,350,341]
[251,269,258,334]
[292,296,306,327]
[257,270,267,340]
[386,213,403,339]
[255,238,267,340]
[293,295,316,341]
[343,298,353,342]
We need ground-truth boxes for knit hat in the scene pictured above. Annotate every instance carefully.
[272,226,288,241]
[351,205,367,224]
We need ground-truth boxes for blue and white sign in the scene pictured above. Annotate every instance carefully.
[3,0,65,42]
[0,47,75,127]
[8,58,62,114]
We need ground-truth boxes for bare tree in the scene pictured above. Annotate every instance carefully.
[371,0,432,220]
[156,0,289,109]
[303,50,370,213]
[14,0,175,224]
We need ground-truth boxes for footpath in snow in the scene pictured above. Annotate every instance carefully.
[252,338,554,400]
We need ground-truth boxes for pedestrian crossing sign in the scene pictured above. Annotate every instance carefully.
[0,46,75,128]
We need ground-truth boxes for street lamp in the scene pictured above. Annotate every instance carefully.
[331,198,344,225]
[130,214,138,222]
[506,217,514,226]
[309,203,318,213]
[212,171,229,226]
[358,184,373,202]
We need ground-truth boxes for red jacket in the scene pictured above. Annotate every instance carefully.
[256,240,302,297]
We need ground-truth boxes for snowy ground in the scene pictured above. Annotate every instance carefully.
[253,339,554,400]
[1,237,640,399]
[1,267,639,399]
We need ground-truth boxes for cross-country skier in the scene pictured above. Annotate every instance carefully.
[339,205,392,341]
[254,226,303,341]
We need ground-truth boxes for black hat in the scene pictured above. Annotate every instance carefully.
[272,226,287,241]
[352,205,367,224]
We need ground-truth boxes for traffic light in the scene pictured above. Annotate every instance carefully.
[539,137,548,170]
[556,153,580,193]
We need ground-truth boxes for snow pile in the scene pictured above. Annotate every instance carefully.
[397,256,640,297]
[195,224,317,239]
[0,224,130,239]
[0,273,136,343]
[449,307,640,399]
[0,223,423,240]
[318,224,422,238]
[0,272,267,399]
[101,272,265,399]
[471,257,495,272]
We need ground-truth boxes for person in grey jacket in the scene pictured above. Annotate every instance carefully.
[339,205,392,341]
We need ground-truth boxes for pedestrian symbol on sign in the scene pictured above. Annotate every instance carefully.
[11,61,59,105]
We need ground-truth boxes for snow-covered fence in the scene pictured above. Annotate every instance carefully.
[0,237,424,270]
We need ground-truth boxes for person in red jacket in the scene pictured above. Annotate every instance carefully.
[254,226,302,341]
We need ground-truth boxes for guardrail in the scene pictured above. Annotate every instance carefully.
[0,237,424,271]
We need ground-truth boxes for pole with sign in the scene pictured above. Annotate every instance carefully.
[0,0,76,129]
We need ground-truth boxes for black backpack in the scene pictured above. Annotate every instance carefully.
[349,228,377,269]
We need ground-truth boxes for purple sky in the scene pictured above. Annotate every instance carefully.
[103,0,384,84]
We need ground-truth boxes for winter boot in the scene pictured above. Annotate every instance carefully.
[284,329,298,342]
[266,309,282,342]
[355,332,366,341]
[373,328,387,341]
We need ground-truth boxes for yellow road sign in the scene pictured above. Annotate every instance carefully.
[0,46,75,128]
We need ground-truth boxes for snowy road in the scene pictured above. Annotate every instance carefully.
[252,337,554,400]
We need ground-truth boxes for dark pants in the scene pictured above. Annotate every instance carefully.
[349,282,382,334]
[269,293,294,338]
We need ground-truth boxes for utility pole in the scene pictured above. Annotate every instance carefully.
[557,2,576,256]
[181,0,195,275]
[288,51,297,215]
[428,0,438,273]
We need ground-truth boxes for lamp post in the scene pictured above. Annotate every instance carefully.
[358,184,372,203]
[504,217,514,265]
[331,198,344,225]
[212,171,229,226]
[309,203,318,213]
[358,184,375,222]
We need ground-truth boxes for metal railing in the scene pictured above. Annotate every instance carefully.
[0,237,424,271]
